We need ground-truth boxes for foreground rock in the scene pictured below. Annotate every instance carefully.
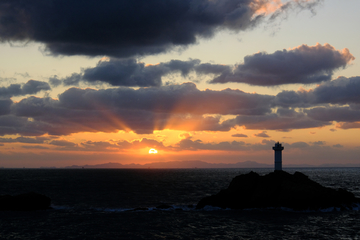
[196,171,360,211]
[0,192,51,211]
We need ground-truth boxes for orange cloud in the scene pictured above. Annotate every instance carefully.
[251,0,284,15]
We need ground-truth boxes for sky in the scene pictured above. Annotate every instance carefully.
[0,0,360,168]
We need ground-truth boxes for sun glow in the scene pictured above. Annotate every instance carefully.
[149,148,158,154]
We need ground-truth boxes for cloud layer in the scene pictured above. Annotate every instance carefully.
[209,44,354,85]
[0,136,347,155]
[0,80,50,98]
[10,82,274,135]
[49,43,352,87]
[0,0,321,58]
[0,75,358,137]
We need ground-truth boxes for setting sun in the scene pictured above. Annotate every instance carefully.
[149,148,158,154]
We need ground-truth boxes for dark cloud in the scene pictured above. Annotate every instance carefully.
[0,80,50,98]
[49,73,82,87]
[12,76,360,136]
[79,138,168,152]
[49,76,62,88]
[310,76,360,105]
[49,140,78,148]
[283,141,341,150]
[288,141,309,148]
[6,75,360,136]
[83,58,162,87]
[53,82,273,116]
[210,44,354,86]
[48,43,352,88]
[32,137,270,153]
[71,137,345,154]
[0,115,48,136]
[276,108,297,117]
[81,141,115,149]
[21,80,51,95]
[50,58,204,87]
[50,44,353,88]
[0,0,320,58]
[52,58,233,87]
[312,141,325,146]
[253,131,270,138]
[194,63,231,75]
[0,136,45,144]
[231,133,248,138]
[306,107,360,122]
[82,58,200,87]
[336,122,360,129]
[128,138,167,150]
[1,134,347,154]
[9,83,273,135]
[174,138,280,152]
[21,145,49,149]
[274,76,360,108]
[250,139,276,151]
[0,84,22,98]
[274,90,311,108]
[172,138,337,152]
[63,73,82,87]
[175,139,247,151]
[0,99,12,116]
[223,112,330,131]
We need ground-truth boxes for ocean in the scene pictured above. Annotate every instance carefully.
[0,168,359,239]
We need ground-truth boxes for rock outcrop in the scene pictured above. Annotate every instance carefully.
[0,192,51,211]
[196,171,360,211]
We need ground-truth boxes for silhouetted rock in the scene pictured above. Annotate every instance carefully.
[196,171,360,211]
[0,192,51,211]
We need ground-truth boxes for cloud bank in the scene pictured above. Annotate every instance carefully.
[49,43,351,87]
[2,75,359,137]
[0,0,321,58]
[0,80,50,98]
[209,44,354,85]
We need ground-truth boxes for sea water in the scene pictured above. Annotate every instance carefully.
[0,168,359,239]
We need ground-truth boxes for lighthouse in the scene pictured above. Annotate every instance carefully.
[273,142,284,171]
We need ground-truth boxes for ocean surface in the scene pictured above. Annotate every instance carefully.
[0,168,360,239]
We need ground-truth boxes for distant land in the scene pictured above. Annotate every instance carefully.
[63,160,360,169]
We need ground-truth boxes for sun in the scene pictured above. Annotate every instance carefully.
[149,148,158,154]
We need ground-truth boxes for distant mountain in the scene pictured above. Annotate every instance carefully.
[64,160,360,169]
[65,160,272,169]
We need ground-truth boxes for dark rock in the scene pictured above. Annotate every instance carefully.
[0,192,51,211]
[196,171,360,211]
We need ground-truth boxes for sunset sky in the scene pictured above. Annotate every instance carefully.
[0,0,360,168]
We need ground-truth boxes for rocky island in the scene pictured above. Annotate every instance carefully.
[196,170,360,211]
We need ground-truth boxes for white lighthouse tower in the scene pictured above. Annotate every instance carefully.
[273,142,284,171]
